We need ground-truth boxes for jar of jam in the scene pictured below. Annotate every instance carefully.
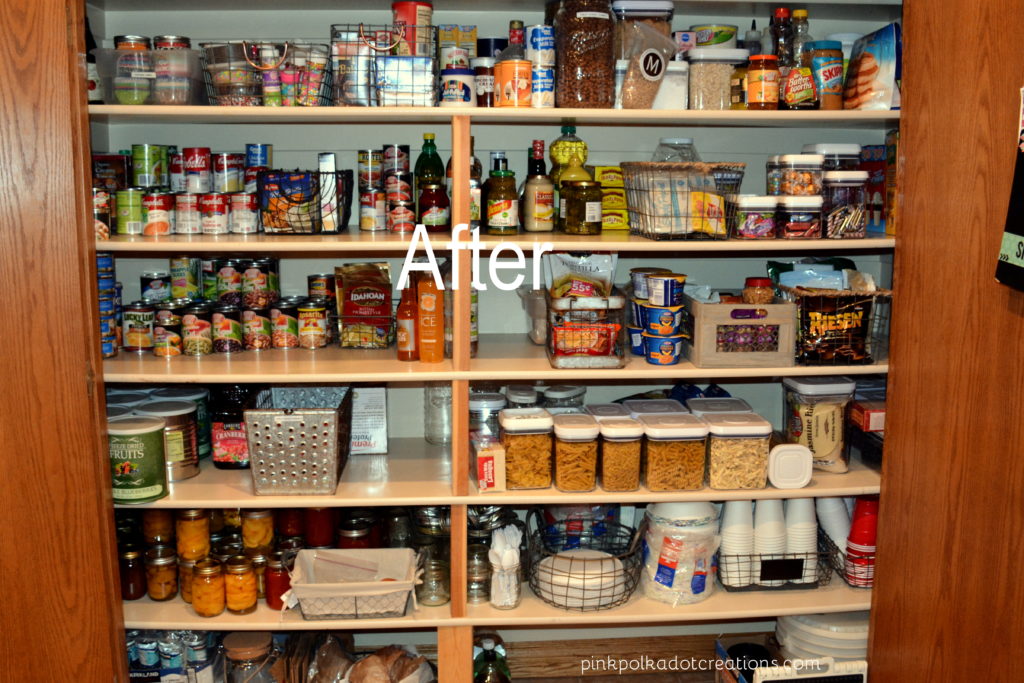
[561,181,603,235]
[746,54,780,110]
[119,546,147,601]
[176,509,210,561]
[336,519,373,549]
[178,557,197,603]
[418,183,450,232]
[742,277,775,304]
[142,509,174,545]
[303,507,336,547]
[265,552,291,611]
[224,555,258,615]
[275,508,304,538]
[241,509,274,553]
[191,559,226,618]
[145,546,178,601]
[344,508,382,546]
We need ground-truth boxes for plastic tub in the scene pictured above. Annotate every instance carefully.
[783,377,856,473]
[622,399,688,419]
[517,286,547,345]
[612,1,674,59]
[802,143,862,170]
[599,418,643,492]
[731,195,778,239]
[823,170,869,239]
[640,414,709,491]
[639,302,685,336]
[499,408,554,490]
[687,48,748,110]
[705,412,772,489]
[553,413,600,492]
[778,196,824,239]
[642,332,684,365]
[690,24,739,49]
[779,154,825,196]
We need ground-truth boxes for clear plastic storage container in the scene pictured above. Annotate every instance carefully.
[783,376,857,473]
[612,0,674,59]
[542,385,587,413]
[822,170,869,239]
[685,397,753,417]
[802,143,863,170]
[779,154,825,196]
[731,195,778,239]
[598,418,643,492]
[470,393,507,438]
[505,385,539,408]
[585,403,632,421]
[640,414,709,491]
[553,413,600,492]
[705,412,772,489]
[687,48,749,110]
[623,398,689,419]
[499,408,554,490]
[778,195,824,239]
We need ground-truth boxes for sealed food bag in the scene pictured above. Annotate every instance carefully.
[843,22,901,110]
[335,263,393,348]
[783,377,856,473]
[544,252,618,298]
[641,502,719,606]
[619,21,679,109]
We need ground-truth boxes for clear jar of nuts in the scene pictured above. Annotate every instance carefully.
[555,0,616,108]
[598,418,643,492]
[640,414,709,491]
[705,412,772,489]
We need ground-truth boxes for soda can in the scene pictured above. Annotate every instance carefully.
[169,152,185,192]
[384,172,414,203]
[93,188,112,240]
[382,144,410,174]
[131,144,164,187]
[199,193,229,234]
[525,25,555,66]
[174,193,201,234]
[271,297,301,349]
[115,188,145,235]
[531,65,555,108]
[245,143,272,168]
[170,256,201,300]
[212,153,241,193]
[387,201,416,233]
[183,147,212,193]
[229,193,258,234]
[122,301,155,352]
[242,308,272,351]
[244,166,267,194]
[307,273,336,301]
[358,188,386,231]
[142,191,175,235]
[357,150,383,190]
[181,303,213,356]
[141,271,171,301]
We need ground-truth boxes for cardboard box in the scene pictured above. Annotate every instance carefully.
[715,635,867,683]
[601,186,627,209]
[349,386,388,454]
[849,399,885,432]
[459,25,478,57]
[602,208,630,230]
[437,24,459,48]
[471,436,506,493]
[860,144,886,232]
[588,165,624,187]
[885,127,900,235]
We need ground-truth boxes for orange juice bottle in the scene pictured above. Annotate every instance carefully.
[417,272,444,363]
[396,274,419,362]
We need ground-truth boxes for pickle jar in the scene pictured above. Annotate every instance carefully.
[241,509,274,553]
[561,180,603,235]
[244,548,268,599]
[175,509,210,561]
[499,408,554,490]
[142,509,175,545]
[144,546,178,601]
[191,559,226,618]
[705,412,772,490]
[224,555,258,615]
[119,545,147,601]
[640,413,710,491]
[598,418,643,492]
[553,413,600,492]
[178,557,197,603]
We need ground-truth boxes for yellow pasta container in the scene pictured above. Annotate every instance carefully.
[640,414,710,491]
[598,418,643,492]
[499,408,553,490]
[705,412,772,490]
[553,414,600,493]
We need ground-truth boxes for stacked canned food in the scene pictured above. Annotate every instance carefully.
[359,143,414,233]
[97,252,122,357]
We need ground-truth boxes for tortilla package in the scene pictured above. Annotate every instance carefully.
[843,22,901,110]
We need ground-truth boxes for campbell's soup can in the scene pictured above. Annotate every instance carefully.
[215,258,243,306]
[229,193,258,234]
[169,152,186,192]
[199,193,229,234]
[357,150,383,190]
[175,193,201,234]
[122,301,155,352]
[495,59,531,107]
[94,188,112,240]
[212,153,242,193]
[245,143,272,168]
[170,256,201,300]
[387,201,416,233]
[307,273,336,301]
[142,191,175,235]
[270,298,301,349]
[244,166,267,194]
[530,66,555,108]
[116,188,145,235]
[242,308,273,350]
[382,144,410,174]
[385,172,414,203]
[298,300,328,349]
[141,271,171,301]
[359,188,386,231]
[183,147,211,193]
[181,304,213,355]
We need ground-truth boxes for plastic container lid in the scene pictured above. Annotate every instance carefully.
[767,154,782,164]
[823,170,869,183]
[505,385,538,404]
[499,407,553,432]
[585,403,632,421]
[779,196,824,209]
[664,62,688,72]
[544,385,586,400]
[106,392,153,407]
[812,40,843,52]
[612,0,674,12]
[599,418,644,440]
[470,57,495,68]
[768,443,813,488]
[780,153,825,166]
[745,277,773,287]
[687,48,749,63]
[685,397,753,416]
[783,376,857,396]
[736,195,778,209]
[151,387,210,401]
[553,413,600,440]
[469,393,508,411]
[659,137,694,145]
[107,405,133,419]
[639,413,709,439]
[647,501,718,524]
[135,400,197,417]
[780,611,870,637]
[704,412,772,436]
[623,399,688,419]
[615,58,629,72]
[801,143,862,156]
[107,415,167,435]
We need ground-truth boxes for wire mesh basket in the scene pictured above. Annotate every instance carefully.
[778,285,892,365]
[245,387,353,495]
[718,551,832,592]
[544,290,626,369]
[331,24,438,107]
[200,40,333,106]
[257,170,326,234]
[819,528,875,589]
[289,548,419,620]
[621,161,746,240]
[528,511,642,611]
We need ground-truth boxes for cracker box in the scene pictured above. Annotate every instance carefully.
[602,208,630,230]
[849,399,885,433]
[602,186,627,210]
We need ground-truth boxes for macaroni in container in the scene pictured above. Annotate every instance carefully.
[499,408,553,490]
[640,414,709,491]
[553,413,600,492]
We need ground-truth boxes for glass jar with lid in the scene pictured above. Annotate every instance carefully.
[746,54,780,110]
[469,392,507,438]
[303,507,336,548]
[264,552,291,611]
[241,509,274,553]
[336,518,373,549]
[212,537,243,564]
[765,155,784,195]
[191,559,226,618]
[499,407,554,490]
[145,546,178,601]
[505,385,538,409]
[178,557,196,603]
[243,548,268,599]
[119,546,147,600]
[486,170,519,235]
[640,413,710,491]
[555,0,615,108]
[778,196,824,239]
[142,509,174,545]
[224,555,258,615]
[222,632,278,683]
[561,180,603,235]
[598,418,643,492]
[802,143,862,170]
[418,183,451,232]
[553,413,600,492]
[822,170,869,239]
[651,137,701,163]
[175,509,210,561]
[466,543,492,604]
[688,48,749,110]
[542,385,586,412]
[779,154,825,195]
[742,277,775,304]
[705,412,772,489]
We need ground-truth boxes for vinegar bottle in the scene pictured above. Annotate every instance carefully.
[417,272,445,363]
[396,276,419,362]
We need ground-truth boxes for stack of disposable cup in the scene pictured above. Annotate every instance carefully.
[845,496,878,587]
[816,497,851,549]
[784,498,819,583]
[718,500,754,587]
[753,499,787,586]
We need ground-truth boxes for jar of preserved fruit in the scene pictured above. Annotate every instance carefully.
[119,546,147,601]
[561,180,603,235]
[244,549,268,599]
[142,509,175,545]
[746,54,780,110]
[175,509,210,561]
[336,519,373,549]
[274,508,304,538]
[178,557,196,603]
[224,555,258,615]
[191,559,226,617]
[556,0,615,108]
[241,509,274,553]
[598,418,643,492]
[499,408,554,490]
[553,413,600,492]
[145,546,178,601]
[303,508,336,548]
[264,552,291,611]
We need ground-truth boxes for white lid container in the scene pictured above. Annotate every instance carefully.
[585,403,632,421]
[801,143,862,156]
[505,385,538,404]
[151,387,210,401]
[470,56,495,68]
[735,195,778,210]
[783,377,857,396]
[612,0,674,11]
[768,443,813,488]
[685,397,753,416]
[647,501,717,524]
[544,385,586,400]
[106,392,153,407]
[499,407,553,433]
[779,196,824,209]
[135,399,197,417]
[599,418,644,440]
[639,413,709,439]
[623,398,688,419]
[553,413,600,440]
[687,48,749,63]
[780,611,870,638]
[704,412,772,436]
[107,405,133,419]
[780,153,825,166]
[107,415,167,434]
[469,393,507,411]
[659,137,694,145]
[823,170,869,183]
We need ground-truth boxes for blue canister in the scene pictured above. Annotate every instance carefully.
[643,332,685,365]
[627,325,645,355]
[629,267,670,299]
[96,251,115,272]
[629,298,646,328]
[640,302,685,336]
[245,143,272,168]
[438,68,476,107]
[646,273,687,306]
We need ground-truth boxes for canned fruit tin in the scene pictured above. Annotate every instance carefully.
[170,256,201,300]
[241,261,276,308]
[646,273,687,307]
[358,150,383,189]
[307,273,336,300]
[215,260,243,305]
[388,201,416,233]
[298,301,328,349]
[384,172,414,203]
[382,144,410,174]
[132,144,164,187]
[175,193,201,234]
[122,301,155,352]
[245,143,272,168]
[141,271,171,301]
[115,188,145,235]
[212,305,244,353]
[108,415,169,504]
[229,193,258,233]
[154,320,183,357]
[181,305,213,355]
[142,191,175,235]
[183,147,211,193]
[242,308,272,350]
[359,189,386,231]
[199,193,229,234]
[94,189,112,240]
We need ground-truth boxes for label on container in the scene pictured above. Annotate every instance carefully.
[487,199,518,227]
[654,536,683,587]
[577,11,609,19]
[109,427,167,503]
[163,429,185,463]
[812,55,844,96]
[421,205,450,226]
[747,68,779,104]
[584,201,602,222]
[211,421,248,464]
[532,190,554,221]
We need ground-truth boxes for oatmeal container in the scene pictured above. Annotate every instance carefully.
[499,408,553,490]
[640,413,709,491]
[553,413,600,492]
[599,417,643,492]
[704,412,772,489]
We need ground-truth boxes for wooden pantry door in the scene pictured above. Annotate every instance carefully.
[0,0,124,679]
[872,0,1024,677]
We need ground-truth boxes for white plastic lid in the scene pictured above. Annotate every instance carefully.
[736,195,778,209]
[615,58,629,72]
[659,137,694,145]
[783,376,857,396]
[151,387,210,401]
[704,412,772,436]
[469,393,507,411]
[544,385,586,400]
[768,443,813,488]
[780,154,825,166]
[505,385,538,403]
[685,397,753,416]
[612,0,674,10]
[108,415,167,435]
[470,57,495,68]
[639,413,709,439]
[823,170,869,183]
[599,418,644,440]
[106,405,133,419]
[585,403,632,421]
[553,413,600,440]
[779,196,824,208]
[623,399,688,419]
[135,399,197,418]
[687,48,749,63]
[664,62,688,72]
[499,407,553,432]
[767,154,781,164]
[782,611,870,636]
[106,392,153,407]
[801,143,862,156]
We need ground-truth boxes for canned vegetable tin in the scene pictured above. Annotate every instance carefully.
[307,273,336,300]
[115,188,145,235]
[211,304,244,353]
[242,308,273,350]
[245,143,272,168]
[132,144,164,187]
[141,271,171,302]
[298,299,328,349]
[122,301,156,352]
[170,256,201,300]
[153,318,183,357]
[108,415,169,504]
[270,297,301,349]
[181,304,213,356]
[215,258,243,305]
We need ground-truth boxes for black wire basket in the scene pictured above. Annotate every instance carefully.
[200,40,333,107]
[717,550,832,592]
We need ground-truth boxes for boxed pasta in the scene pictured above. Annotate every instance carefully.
[471,435,506,493]
[335,263,393,348]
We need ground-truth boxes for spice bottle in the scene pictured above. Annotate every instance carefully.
[396,276,420,362]
[747,54,780,110]
[191,559,226,618]
[522,141,555,232]
[417,270,445,363]
[486,170,519,235]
